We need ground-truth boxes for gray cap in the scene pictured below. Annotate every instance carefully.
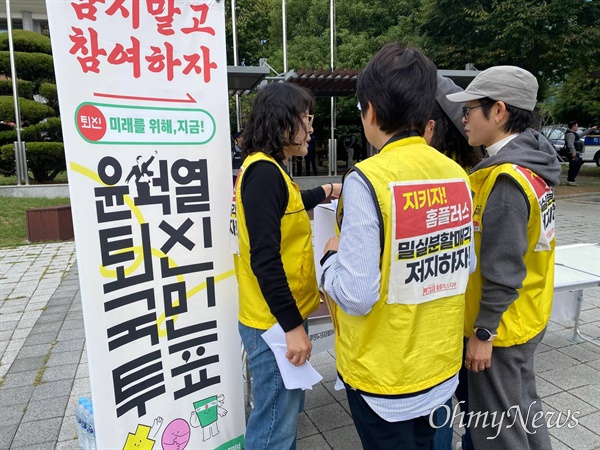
[446,65,538,111]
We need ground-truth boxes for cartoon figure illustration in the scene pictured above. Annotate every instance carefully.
[123,417,163,450]
[190,394,228,441]
[161,418,191,450]
[125,150,158,197]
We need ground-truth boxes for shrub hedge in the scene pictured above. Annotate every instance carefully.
[0,79,33,99]
[0,141,65,181]
[0,30,52,55]
[0,51,55,83]
[0,96,55,123]
[39,83,59,114]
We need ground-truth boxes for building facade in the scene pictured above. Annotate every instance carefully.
[0,0,48,34]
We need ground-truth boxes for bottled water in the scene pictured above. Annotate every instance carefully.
[81,400,92,450]
[86,402,97,450]
[75,398,87,448]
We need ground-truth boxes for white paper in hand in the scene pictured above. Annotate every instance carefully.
[261,323,323,390]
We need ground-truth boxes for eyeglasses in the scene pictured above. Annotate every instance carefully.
[305,114,314,125]
[462,105,482,120]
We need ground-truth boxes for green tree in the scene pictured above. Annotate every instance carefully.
[0,30,63,182]
[551,70,600,126]
[419,0,600,97]
[225,0,271,66]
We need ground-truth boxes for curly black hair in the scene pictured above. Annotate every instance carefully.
[430,102,483,169]
[241,83,315,162]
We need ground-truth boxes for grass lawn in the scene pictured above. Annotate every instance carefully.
[0,171,69,186]
[0,197,70,248]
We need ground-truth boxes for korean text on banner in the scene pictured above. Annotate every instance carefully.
[45,1,245,448]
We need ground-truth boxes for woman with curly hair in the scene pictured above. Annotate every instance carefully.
[233,82,341,449]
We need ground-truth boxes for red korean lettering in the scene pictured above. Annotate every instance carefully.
[146,0,182,36]
[108,37,141,78]
[183,46,217,83]
[181,3,215,36]
[69,27,107,74]
[71,0,104,21]
[106,0,140,29]
[146,42,182,81]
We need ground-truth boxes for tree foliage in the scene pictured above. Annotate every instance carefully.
[225,0,272,66]
[39,82,59,115]
[551,70,600,126]
[228,0,599,130]
[0,96,55,123]
[0,51,55,84]
[417,0,600,98]
[0,79,33,99]
[0,28,63,182]
[0,30,52,55]
[0,142,65,181]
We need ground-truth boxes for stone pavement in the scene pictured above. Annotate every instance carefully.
[1,195,599,449]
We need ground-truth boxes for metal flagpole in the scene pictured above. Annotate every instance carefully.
[282,0,287,73]
[231,0,241,131]
[329,0,336,176]
[6,0,28,185]
[283,0,293,174]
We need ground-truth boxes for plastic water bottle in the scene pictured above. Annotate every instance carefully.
[75,398,87,448]
[86,402,97,450]
[83,401,92,450]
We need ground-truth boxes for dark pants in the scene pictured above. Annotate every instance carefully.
[567,153,583,182]
[455,350,475,450]
[305,153,317,176]
[468,329,551,450]
[346,388,436,450]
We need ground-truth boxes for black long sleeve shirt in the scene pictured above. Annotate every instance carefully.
[241,160,326,332]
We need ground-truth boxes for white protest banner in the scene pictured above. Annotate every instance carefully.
[45,1,245,448]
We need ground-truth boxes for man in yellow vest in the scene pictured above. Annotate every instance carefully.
[447,66,561,449]
[321,43,473,449]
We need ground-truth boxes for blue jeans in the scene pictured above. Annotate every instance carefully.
[432,397,453,450]
[239,322,305,450]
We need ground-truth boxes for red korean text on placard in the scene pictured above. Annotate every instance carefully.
[183,46,217,83]
[106,0,141,29]
[147,0,182,35]
[181,4,215,35]
[107,37,142,78]
[146,42,182,81]
[69,27,107,74]
[71,0,102,21]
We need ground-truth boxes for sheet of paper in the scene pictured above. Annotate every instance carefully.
[262,323,323,390]
[313,203,337,283]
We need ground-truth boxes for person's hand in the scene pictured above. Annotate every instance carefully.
[330,183,342,199]
[285,324,312,367]
[465,334,493,373]
[324,236,340,253]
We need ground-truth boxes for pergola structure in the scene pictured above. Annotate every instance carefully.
[282,67,479,176]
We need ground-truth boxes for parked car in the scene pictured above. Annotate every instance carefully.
[541,126,600,166]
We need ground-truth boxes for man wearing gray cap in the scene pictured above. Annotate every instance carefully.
[447,66,561,450]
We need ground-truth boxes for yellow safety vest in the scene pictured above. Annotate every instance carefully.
[233,152,320,330]
[466,163,555,346]
[331,137,472,395]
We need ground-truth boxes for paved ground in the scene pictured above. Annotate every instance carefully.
[1,194,599,449]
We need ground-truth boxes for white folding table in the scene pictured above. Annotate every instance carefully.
[552,243,600,346]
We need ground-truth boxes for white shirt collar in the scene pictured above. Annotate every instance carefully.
[486,133,519,156]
